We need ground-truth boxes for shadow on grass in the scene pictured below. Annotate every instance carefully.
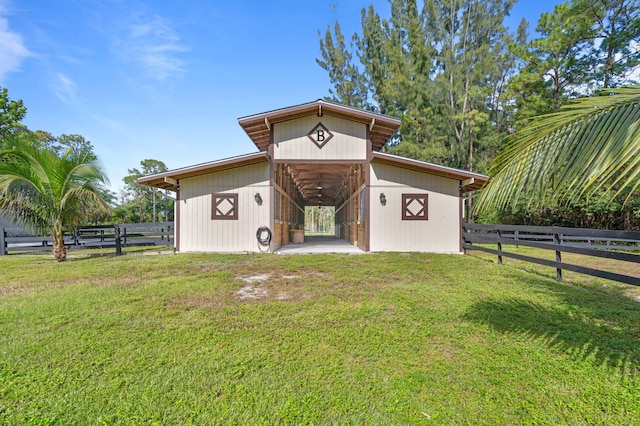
[463,274,640,377]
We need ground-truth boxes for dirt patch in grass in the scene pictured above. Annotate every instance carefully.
[234,273,320,302]
[166,273,315,311]
[236,274,270,300]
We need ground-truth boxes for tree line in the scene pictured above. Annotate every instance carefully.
[318,0,640,228]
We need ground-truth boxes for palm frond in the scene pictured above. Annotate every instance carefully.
[476,86,640,213]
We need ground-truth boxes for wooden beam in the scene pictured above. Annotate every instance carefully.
[462,177,475,188]
[163,177,178,186]
[264,117,271,130]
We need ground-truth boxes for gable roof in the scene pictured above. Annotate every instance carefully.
[371,152,488,191]
[135,152,269,191]
[238,99,401,152]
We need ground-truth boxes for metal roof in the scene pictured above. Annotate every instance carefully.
[135,152,269,191]
[136,150,487,193]
[371,152,488,191]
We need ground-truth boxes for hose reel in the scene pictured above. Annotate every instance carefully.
[256,226,272,251]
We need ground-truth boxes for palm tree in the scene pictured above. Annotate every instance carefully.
[476,86,640,214]
[0,135,110,261]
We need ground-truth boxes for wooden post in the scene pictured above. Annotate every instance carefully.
[123,227,127,247]
[497,228,503,264]
[0,228,6,256]
[462,224,467,255]
[554,232,562,283]
[114,225,122,256]
[515,229,519,248]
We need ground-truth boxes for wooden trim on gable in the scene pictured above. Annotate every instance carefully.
[238,100,401,152]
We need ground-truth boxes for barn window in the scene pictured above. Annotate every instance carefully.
[402,194,428,221]
[358,190,366,220]
[211,193,238,220]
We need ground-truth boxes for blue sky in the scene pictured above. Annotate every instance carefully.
[0,0,562,195]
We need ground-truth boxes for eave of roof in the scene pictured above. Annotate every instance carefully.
[371,152,488,192]
[238,99,401,152]
[136,152,269,191]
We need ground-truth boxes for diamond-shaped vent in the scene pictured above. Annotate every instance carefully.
[217,199,233,215]
[407,199,424,216]
[211,193,238,220]
[402,194,428,220]
[307,122,334,149]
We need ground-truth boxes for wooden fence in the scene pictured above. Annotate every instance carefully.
[462,223,640,286]
[0,222,173,256]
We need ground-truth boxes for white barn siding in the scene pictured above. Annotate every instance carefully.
[369,163,461,253]
[178,162,271,252]
[273,114,367,160]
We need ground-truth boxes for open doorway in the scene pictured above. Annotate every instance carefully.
[274,162,366,250]
[304,206,335,236]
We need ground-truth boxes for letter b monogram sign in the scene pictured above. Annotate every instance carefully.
[307,123,334,149]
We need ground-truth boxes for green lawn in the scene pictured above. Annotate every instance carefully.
[1,250,639,424]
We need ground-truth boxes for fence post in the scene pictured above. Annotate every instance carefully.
[461,224,467,255]
[123,227,127,247]
[554,232,563,283]
[497,228,503,264]
[114,225,122,256]
[515,229,519,248]
[0,228,6,256]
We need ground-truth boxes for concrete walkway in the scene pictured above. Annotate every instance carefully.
[275,235,365,254]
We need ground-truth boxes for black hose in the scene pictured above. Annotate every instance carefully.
[256,226,272,249]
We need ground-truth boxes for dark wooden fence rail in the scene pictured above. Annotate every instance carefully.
[462,223,640,286]
[0,222,174,256]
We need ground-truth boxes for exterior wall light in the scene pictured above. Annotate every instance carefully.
[254,193,263,206]
[380,193,387,206]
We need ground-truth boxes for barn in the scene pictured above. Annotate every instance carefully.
[137,100,487,253]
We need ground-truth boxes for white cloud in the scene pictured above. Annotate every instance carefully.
[52,72,77,104]
[0,8,30,83]
[116,14,188,81]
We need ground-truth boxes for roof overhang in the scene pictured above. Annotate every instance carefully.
[371,152,488,192]
[238,99,401,152]
[136,152,269,191]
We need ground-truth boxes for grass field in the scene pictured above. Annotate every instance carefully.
[1,249,639,424]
